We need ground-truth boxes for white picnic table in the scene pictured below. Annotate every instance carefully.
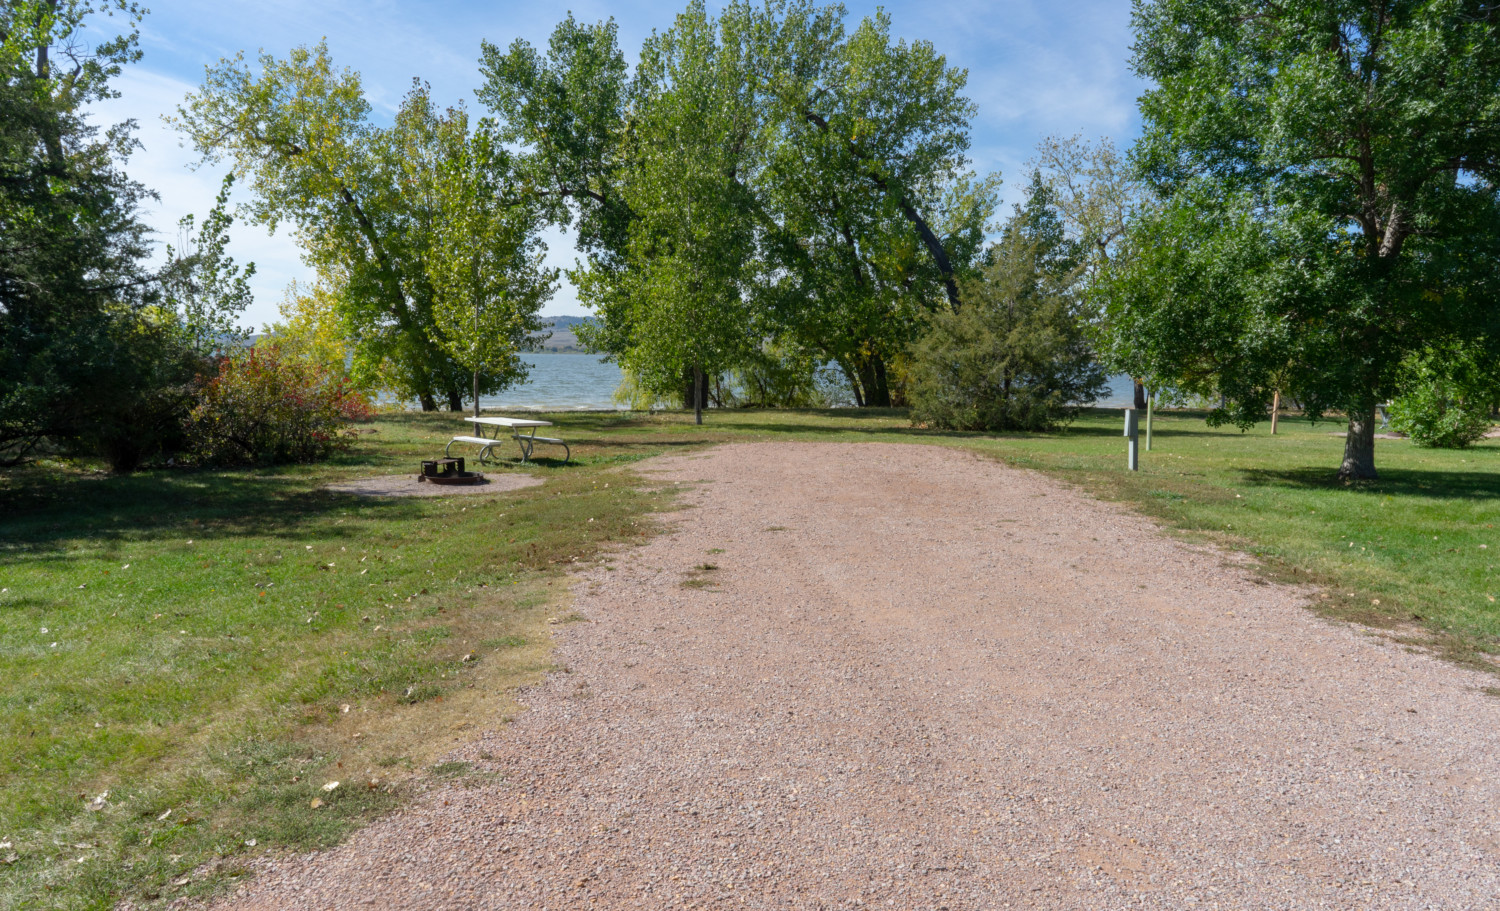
[447,416,570,464]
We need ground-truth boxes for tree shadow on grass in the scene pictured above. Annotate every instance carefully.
[1237,466,1500,499]
[0,468,410,558]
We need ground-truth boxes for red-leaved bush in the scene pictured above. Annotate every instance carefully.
[187,344,372,466]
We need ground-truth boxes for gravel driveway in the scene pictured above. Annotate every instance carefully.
[219,442,1500,910]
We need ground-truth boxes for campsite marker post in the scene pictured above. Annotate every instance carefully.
[1124,408,1140,471]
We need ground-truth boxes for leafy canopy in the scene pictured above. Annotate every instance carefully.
[1103,0,1500,477]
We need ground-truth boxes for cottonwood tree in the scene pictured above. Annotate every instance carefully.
[758,4,996,405]
[427,119,556,416]
[160,174,256,355]
[176,47,481,410]
[479,2,997,410]
[478,16,632,272]
[1031,135,1183,411]
[606,0,765,424]
[764,7,988,313]
[1113,0,1500,479]
[262,275,353,380]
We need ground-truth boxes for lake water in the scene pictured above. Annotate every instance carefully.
[478,353,1140,412]
[481,353,626,411]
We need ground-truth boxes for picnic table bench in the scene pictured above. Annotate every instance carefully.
[447,416,570,465]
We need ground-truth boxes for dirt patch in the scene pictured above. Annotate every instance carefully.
[323,473,542,498]
[220,442,1500,909]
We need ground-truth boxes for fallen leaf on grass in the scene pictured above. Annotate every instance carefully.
[157,809,171,821]
[309,798,324,809]
[322,780,340,792]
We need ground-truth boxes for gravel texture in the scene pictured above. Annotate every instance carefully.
[323,474,542,498]
[221,442,1500,909]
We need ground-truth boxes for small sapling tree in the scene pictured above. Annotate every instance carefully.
[426,119,556,416]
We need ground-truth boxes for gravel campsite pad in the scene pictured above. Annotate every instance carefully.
[323,473,543,498]
[223,442,1500,909]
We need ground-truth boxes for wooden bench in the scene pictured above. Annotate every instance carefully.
[448,416,570,464]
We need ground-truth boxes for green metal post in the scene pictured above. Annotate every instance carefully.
[1146,391,1154,451]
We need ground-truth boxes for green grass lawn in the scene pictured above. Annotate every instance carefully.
[2,406,1496,909]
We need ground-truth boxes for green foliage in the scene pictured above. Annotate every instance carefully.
[481,2,997,411]
[604,0,767,422]
[426,116,556,412]
[756,4,998,407]
[175,48,500,411]
[160,174,257,355]
[186,345,371,467]
[79,309,205,473]
[1389,342,1500,449]
[909,177,1106,431]
[0,1,161,461]
[1114,0,1500,478]
[478,15,633,270]
[262,276,357,381]
[723,343,827,408]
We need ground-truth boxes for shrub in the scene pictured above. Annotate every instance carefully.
[82,317,205,473]
[1388,342,1498,449]
[187,344,371,466]
[908,179,1106,432]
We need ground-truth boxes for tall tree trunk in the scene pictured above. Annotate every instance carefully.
[1270,389,1281,435]
[419,392,437,412]
[446,387,464,412]
[693,359,704,426]
[682,365,709,413]
[855,354,892,408]
[473,369,480,418]
[1133,379,1148,410]
[841,360,865,408]
[1338,400,1379,480]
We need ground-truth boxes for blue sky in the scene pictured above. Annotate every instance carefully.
[91,0,1145,328]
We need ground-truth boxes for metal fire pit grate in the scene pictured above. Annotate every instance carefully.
[418,458,484,485]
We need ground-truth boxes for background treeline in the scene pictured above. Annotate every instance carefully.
[7,0,1497,478]
[175,0,1118,427]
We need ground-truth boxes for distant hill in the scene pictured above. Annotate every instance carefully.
[544,315,594,329]
[534,315,597,353]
